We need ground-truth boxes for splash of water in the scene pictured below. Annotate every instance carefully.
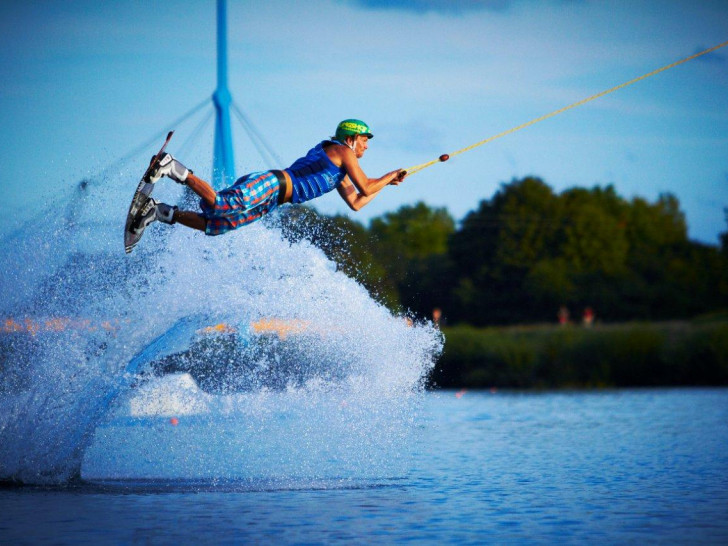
[0,172,442,485]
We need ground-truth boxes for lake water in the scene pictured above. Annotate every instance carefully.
[2,388,727,544]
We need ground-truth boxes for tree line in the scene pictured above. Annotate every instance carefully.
[274,176,728,326]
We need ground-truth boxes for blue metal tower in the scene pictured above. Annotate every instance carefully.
[212,0,235,189]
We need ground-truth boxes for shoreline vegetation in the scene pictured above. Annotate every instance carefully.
[431,316,728,390]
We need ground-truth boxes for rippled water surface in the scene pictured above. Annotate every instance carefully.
[2,388,727,544]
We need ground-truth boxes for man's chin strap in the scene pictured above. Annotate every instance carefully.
[348,139,357,153]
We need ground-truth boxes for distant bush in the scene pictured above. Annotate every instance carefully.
[432,320,728,389]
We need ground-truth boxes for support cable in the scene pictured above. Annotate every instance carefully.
[95,98,211,183]
[231,101,283,168]
[178,106,215,160]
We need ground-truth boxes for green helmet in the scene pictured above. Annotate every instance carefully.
[334,119,373,142]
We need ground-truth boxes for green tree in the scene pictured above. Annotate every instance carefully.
[449,177,565,324]
[492,177,563,270]
[370,202,454,276]
[559,186,629,276]
[447,178,726,324]
[369,202,455,318]
[615,193,692,319]
[524,258,575,308]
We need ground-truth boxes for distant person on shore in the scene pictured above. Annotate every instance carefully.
[432,308,442,327]
[432,307,448,328]
[558,305,570,326]
[583,307,595,327]
[133,119,406,236]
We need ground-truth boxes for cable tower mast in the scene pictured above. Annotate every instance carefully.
[212,0,235,189]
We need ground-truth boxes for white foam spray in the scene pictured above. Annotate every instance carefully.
[0,170,442,486]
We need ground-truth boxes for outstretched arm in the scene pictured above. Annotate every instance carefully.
[338,146,405,197]
[336,172,405,211]
[325,142,403,195]
[326,141,406,210]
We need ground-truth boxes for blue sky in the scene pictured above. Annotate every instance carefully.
[1,0,726,243]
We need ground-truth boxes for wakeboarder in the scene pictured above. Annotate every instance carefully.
[133,119,406,237]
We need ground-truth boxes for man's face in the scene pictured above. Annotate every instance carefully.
[353,135,369,158]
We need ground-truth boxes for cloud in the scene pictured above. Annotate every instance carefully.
[347,0,513,15]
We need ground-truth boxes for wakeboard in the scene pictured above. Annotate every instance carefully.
[124,130,174,254]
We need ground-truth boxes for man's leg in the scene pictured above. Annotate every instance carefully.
[174,210,206,232]
[174,172,217,231]
[185,173,217,208]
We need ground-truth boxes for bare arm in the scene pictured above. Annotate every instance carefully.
[331,144,405,197]
[337,173,404,211]
[326,143,406,210]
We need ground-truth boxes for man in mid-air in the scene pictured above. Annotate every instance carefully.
[135,119,406,236]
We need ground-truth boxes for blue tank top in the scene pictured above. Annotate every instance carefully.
[285,141,347,204]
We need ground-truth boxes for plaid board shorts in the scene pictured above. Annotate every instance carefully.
[200,171,281,236]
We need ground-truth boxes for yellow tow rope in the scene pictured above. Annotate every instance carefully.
[403,40,728,177]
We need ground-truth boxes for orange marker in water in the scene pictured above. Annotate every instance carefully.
[169,417,179,426]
